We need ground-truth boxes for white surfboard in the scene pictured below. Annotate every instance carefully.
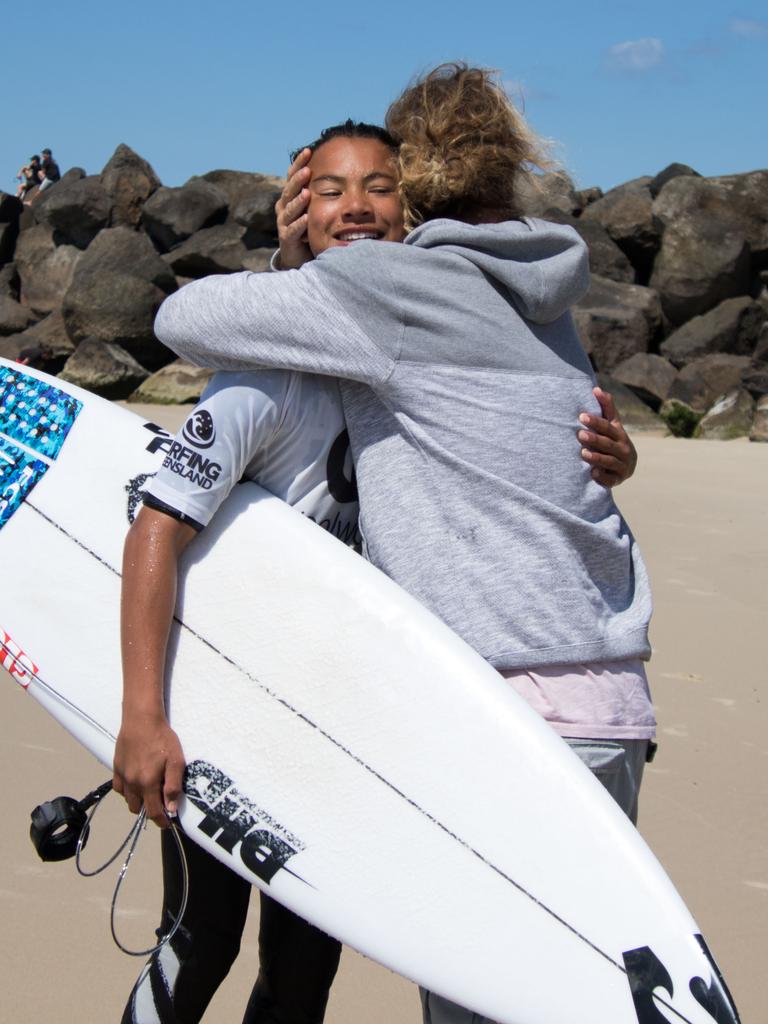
[0,358,739,1024]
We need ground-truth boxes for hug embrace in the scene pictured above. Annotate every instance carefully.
[115,63,653,1024]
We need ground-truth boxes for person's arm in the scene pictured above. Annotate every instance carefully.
[154,257,396,385]
[113,508,196,828]
[578,386,637,487]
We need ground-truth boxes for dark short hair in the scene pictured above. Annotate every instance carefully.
[30,155,40,162]
[42,148,52,155]
[291,119,397,163]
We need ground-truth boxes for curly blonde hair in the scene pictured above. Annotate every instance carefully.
[385,63,552,228]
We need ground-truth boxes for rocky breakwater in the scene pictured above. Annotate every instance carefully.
[0,144,282,403]
[520,163,768,441]
[1,149,767,440]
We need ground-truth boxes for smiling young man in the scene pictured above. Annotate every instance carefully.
[115,122,406,1024]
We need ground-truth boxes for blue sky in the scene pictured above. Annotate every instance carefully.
[4,1,766,194]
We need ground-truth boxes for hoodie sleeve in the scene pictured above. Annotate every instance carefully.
[154,258,397,386]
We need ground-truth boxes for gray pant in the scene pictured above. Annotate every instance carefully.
[419,738,651,1024]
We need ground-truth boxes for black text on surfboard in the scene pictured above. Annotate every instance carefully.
[184,760,305,885]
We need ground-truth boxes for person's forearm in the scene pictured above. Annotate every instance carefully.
[121,511,185,717]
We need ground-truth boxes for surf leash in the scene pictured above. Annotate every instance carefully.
[30,781,188,958]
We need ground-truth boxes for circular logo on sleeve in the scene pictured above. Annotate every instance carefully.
[182,409,216,449]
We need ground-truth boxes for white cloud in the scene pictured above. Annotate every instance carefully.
[729,17,768,37]
[605,37,665,73]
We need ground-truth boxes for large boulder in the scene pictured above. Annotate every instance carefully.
[15,226,82,315]
[611,353,678,410]
[741,324,768,397]
[191,169,283,207]
[4,310,74,373]
[100,144,162,229]
[665,353,752,412]
[580,180,661,283]
[142,181,229,252]
[595,374,664,430]
[162,222,249,277]
[59,338,149,399]
[128,359,213,404]
[515,171,580,221]
[0,296,35,335]
[62,270,170,369]
[74,227,177,293]
[31,175,112,249]
[572,219,634,284]
[750,395,768,442]
[650,175,752,323]
[233,187,281,244]
[574,275,663,372]
[0,221,19,266]
[660,297,766,367]
[0,192,22,265]
[0,262,19,300]
[241,248,273,273]
[704,170,768,265]
[648,162,701,199]
[695,388,756,440]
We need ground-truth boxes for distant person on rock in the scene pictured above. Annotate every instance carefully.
[15,154,41,201]
[36,147,60,193]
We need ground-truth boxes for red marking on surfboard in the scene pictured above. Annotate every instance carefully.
[0,628,38,688]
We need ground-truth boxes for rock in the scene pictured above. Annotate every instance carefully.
[59,338,149,399]
[695,388,755,440]
[0,262,19,300]
[241,248,273,273]
[74,227,177,293]
[574,186,603,210]
[0,296,35,335]
[651,176,752,323]
[129,359,213,404]
[0,335,31,362]
[649,163,701,199]
[594,374,664,430]
[0,221,18,265]
[100,144,162,229]
[516,171,579,220]
[162,222,248,277]
[741,324,768,397]
[191,170,283,207]
[5,310,74,373]
[572,219,634,284]
[62,270,170,369]
[0,191,23,223]
[659,398,703,437]
[574,275,662,372]
[32,175,112,249]
[660,297,767,367]
[749,395,768,442]
[611,353,678,410]
[15,226,82,315]
[142,181,229,252]
[233,187,281,242]
[580,180,661,284]
[705,170,768,263]
[665,353,751,412]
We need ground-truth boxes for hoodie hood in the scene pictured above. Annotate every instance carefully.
[403,217,590,324]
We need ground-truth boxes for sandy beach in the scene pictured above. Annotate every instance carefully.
[2,405,766,1023]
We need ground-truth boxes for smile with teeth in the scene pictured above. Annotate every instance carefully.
[336,230,381,241]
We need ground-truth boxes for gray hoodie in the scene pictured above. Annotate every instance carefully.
[155,217,651,669]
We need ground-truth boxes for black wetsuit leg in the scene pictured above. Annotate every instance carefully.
[121,828,250,1024]
[241,892,342,1024]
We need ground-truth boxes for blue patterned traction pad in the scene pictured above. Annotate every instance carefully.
[0,367,82,529]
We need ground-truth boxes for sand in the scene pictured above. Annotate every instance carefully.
[1,409,765,1022]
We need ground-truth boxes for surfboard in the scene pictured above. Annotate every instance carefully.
[0,357,739,1024]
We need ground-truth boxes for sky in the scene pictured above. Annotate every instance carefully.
[3,0,766,194]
